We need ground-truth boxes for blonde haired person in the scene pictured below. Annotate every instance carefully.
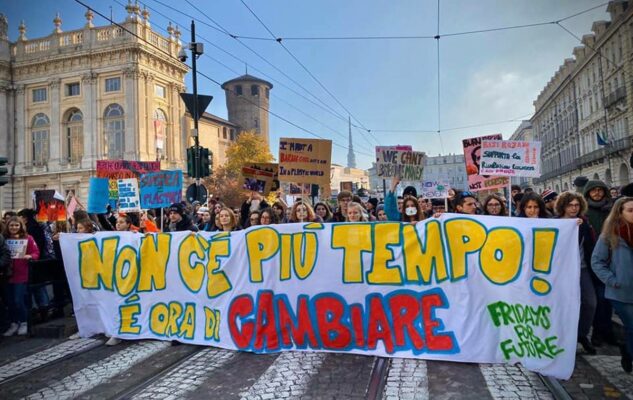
[218,207,241,232]
[288,201,322,223]
[346,202,368,222]
[592,197,633,373]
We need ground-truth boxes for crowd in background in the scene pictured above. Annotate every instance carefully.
[0,177,631,373]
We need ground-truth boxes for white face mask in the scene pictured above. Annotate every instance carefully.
[405,207,417,216]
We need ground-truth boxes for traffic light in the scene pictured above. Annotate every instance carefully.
[186,147,195,177]
[200,147,213,177]
[0,157,8,187]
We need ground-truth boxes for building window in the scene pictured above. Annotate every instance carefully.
[104,104,125,160]
[64,108,83,163]
[32,88,47,102]
[251,85,259,96]
[105,77,121,92]
[154,84,166,98]
[31,113,50,167]
[153,109,168,159]
[66,82,80,96]
[254,118,259,128]
[230,129,235,140]
[235,85,243,96]
[223,127,227,139]
[265,88,270,98]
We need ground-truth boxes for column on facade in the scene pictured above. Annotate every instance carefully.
[124,67,139,160]
[48,78,61,168]
[140,71,152,161]
[82,72,97,168]
[14,84,26,174]
[170,83,185,168]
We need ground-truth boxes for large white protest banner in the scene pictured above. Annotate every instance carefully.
[60,215,579,379]
[480,140,542,177]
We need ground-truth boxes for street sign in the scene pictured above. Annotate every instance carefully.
[180,93,213,119]
[186,183,207,203]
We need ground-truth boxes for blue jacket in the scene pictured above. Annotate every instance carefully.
[384,191,401,222]
[591,236,633,303]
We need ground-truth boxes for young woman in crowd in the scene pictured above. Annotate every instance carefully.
[76,219,95,234]
[376,204,388,221]
[401,196,426,223]
[314,202,333,222]
[2,217,40,336]
[555,192,597,355]
[197,208,216,232]
[517,192,549,219]
[247,211,261,228]
[259,208,278,226]
[218,207,240,232]
[288,202,321,223]
[140,211,159,233]
[483,194,507,216]
[592,197,633,373]
[272,201,287,223]
[346,202,368,222]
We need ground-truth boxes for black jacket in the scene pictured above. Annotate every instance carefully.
[164,214,199,232]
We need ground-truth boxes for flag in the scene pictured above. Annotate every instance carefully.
[596,131,609,146]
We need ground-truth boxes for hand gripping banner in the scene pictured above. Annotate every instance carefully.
[60,214,580,379]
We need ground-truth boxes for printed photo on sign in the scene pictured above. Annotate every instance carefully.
[240,163,278,195]
[462,134,509,191]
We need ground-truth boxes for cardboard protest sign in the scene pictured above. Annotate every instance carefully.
[375,147,426,181]
[87,178,111,214]
[139,171,183,209]
[240,163,278,195]
[61,215,580,379]
[462,134,509,191]
[480,140,542,177]
[6,239,28,259]
[278,138,332,186]
[117,178,141,212]
[420,181,450,198]
[340,181,354,192]
[33,190,66,222]
[96,160,160,207]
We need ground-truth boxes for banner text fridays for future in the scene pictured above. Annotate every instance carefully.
[60,215,580,379]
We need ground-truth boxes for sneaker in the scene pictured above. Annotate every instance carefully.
[105,337,121,346]
[17,322,28,336]
[579,336,597,355]
[2,323,18,336]
[69,333,80,340]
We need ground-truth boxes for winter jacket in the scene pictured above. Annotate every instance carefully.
[163,215,199,232]
[9,235,41,284]
[591,236,633,303]
[0,234,11,277]
[584,180,612,235]
[384,191,401,221]
[240,199,270,228]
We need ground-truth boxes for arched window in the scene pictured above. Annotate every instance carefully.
[31,113,50,167]
[235,85,243,96]
[64,108,83,163]
[153,109,167,160]
[104,104,125,160]
[251,85,259,96]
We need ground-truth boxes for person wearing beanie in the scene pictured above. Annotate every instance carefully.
[583,180,617,347]
[574,176,589,193]
[541,189,558,217]
[622,182,633,197]
[164,203,198,232]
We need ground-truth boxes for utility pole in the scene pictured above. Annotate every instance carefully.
[191,20,200,202]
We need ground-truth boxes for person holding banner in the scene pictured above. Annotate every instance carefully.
[482,194,507,217]
[517,192,549,219]
[345,202,368,222]
[115,215,138,233]
[453,192,479,215]
[259,208,279,226]
[197,208,215,232]
[401,196,426,223]
[592,197,633,373]
[375,204,388,221]
[288,202,322,223]
[2,217,40,336]
[314,202,333,222]
[218,207,241,232]
[555,192,597,355]
[164,203,198,233]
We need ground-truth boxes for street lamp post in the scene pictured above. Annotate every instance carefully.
[190,20,201,201]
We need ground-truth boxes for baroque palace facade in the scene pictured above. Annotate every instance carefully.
[0,3,272,211]
[532,1,633,192]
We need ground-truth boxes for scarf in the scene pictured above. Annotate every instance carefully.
[619,221,633,248]
[587,198,608,209]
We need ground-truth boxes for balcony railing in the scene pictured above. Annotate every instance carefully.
[603,86,627,108]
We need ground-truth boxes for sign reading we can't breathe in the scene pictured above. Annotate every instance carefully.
[375,146,426,181]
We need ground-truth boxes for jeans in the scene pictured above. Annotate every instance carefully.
[5,283,28,323]
[592,279,615,339]
[579,268,597,338]
[32,284,50,309]
[611,300,633,356]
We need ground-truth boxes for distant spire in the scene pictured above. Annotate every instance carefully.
[245,63,248,74]
[347,115,356,168]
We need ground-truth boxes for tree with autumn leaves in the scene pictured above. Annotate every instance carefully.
[203,131,274,206]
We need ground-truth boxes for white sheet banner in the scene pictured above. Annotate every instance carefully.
[480,140,542,177]
[60,215,580,379]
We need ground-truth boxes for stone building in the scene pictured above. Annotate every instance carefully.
[532,1,633,192]
[221,74,272,146]
[330,164,370,195]
[422,154,467,191]
[0,5,269,211]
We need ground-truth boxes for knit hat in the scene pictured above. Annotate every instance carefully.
[573,176,589,188]
[541,189,558,204]
[367,198,378,209]
[403,186,417,197]
[169,203,185,216]
[621,182,633,197]
[197,207,209,214]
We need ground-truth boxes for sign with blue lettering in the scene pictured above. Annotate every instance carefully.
[139,170,183,209]
[87,177,110,214]
[117,178,141,212]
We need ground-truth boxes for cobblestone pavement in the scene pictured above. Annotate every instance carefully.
[1,337,631,399]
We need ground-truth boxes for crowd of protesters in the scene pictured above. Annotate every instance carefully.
[0,177,632,373]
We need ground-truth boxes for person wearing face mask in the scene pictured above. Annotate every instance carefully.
[385,176,419,221]
[240,192,270,229]
[401,196,426,223]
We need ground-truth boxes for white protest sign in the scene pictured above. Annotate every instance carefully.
[376,146,426,180]
[61,215,580,379]
[6,239,28,259]
[420,181,450,198]
[117,178,141,212]
[480,140,541,177]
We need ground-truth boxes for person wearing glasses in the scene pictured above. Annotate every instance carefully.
[555,191,597,355]
[246,211,261,228]
[482,194,507,216]
[453,191,479,215]
[259,208,278,225]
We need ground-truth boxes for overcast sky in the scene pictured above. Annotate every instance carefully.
[3,0,611,168]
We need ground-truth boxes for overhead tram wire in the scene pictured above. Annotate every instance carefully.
[109,0,376,154]
[435,0,444,154]
[74,0,375,158]
[370,113,533,134]
[237,0,381,147]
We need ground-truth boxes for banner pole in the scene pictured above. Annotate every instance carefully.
[508,180,512,217]
[161,207,164,232]
[444,196,448,212]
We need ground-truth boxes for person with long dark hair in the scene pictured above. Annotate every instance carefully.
[482,194,507,216]
[517,192,549,219]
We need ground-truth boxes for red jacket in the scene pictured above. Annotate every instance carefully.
[10,235,40,284]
